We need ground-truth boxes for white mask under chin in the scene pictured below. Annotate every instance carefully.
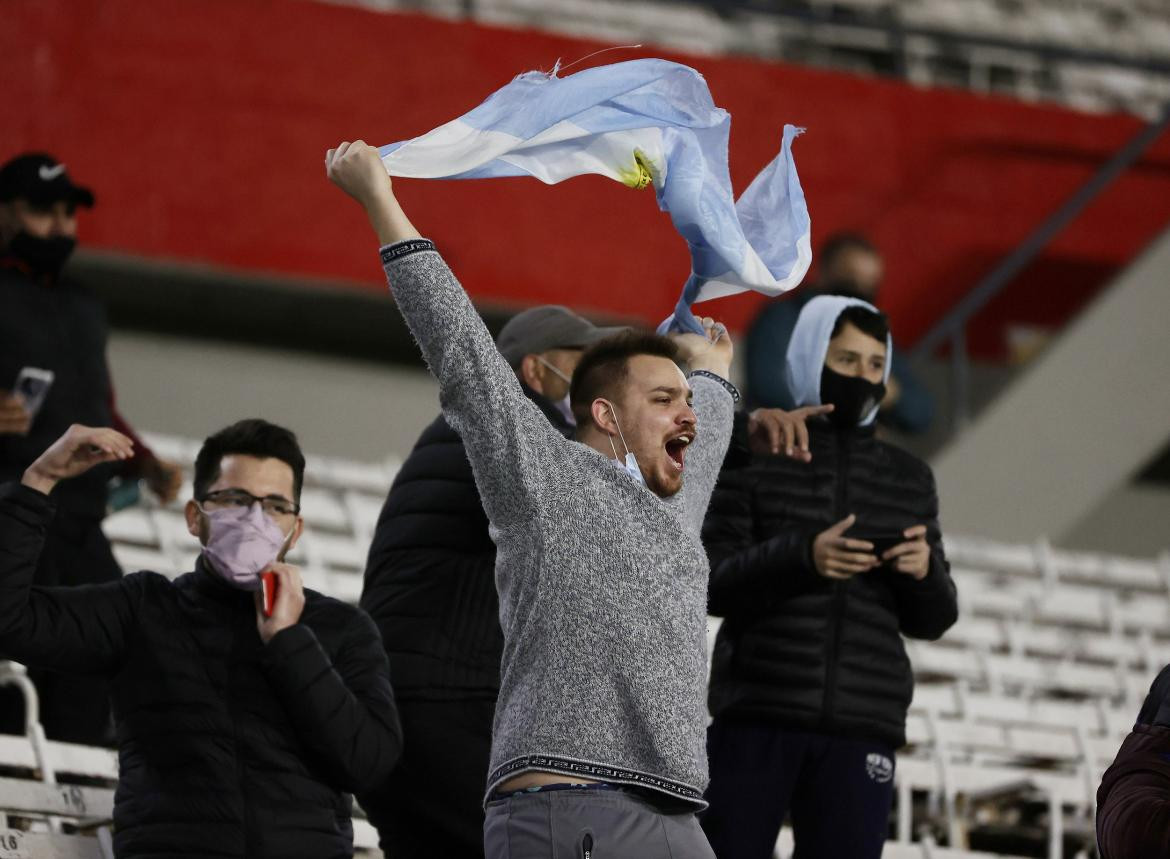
[603,401,645,487]
[613,451,645,486]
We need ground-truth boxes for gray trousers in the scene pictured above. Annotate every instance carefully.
[484,788,716,859]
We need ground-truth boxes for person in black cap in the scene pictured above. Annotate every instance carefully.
[0,151,183,745]
[356,304,626,858]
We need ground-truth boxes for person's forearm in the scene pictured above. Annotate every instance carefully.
[673,378,735,533]
[364,193,421,246]
[262,625,403,793]
[895,551,958,640]
[0,484,134,670]
[381,243,559,529]
[688,355,732,380]
[708,530,818,616]
[20,469,55,496]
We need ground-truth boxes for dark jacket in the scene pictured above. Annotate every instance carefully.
[0,263,159,520]
[0,265,115,518]
[360,385,572,700]
[0,482,403,859]
[1097,664,1170,859]
[702,419,957,748]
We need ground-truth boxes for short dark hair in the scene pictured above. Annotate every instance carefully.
[570,331,681,426]
[193,419,306,502]
[819,231,878,270]
[831,305,890,345]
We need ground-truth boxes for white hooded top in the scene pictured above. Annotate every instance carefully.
[784,294,894,427]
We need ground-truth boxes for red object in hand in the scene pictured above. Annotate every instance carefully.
[261,571,277,618]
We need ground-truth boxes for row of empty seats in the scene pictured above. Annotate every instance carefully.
[890,536,1167,856]
[329,0,1170,119]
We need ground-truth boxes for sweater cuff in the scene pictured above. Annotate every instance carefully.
[379,239,436,266]
[687,370,741,404]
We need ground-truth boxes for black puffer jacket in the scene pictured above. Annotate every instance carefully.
[0,266,115,518]
[361,386,572,700]
[703,419,957,748]
[0,483,402,859]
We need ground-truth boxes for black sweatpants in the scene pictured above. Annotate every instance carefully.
[361,697,495,859]
[0,512,118,746]
[701,718,895,859]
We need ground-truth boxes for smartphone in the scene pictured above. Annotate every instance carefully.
[261,571,278,618]
[13,367,54,418]
[847,530,909,557]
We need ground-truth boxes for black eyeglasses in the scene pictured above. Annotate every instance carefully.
[200,489,300,518]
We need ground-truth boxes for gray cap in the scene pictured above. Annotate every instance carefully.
[496,305,628,367]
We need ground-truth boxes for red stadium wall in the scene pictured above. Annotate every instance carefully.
[4,0,1170,358]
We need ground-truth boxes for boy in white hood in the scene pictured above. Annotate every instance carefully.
[700,296,958,859]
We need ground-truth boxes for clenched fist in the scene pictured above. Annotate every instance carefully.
[326,141,393,208]
[326,140,421,246]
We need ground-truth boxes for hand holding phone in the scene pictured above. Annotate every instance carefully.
[260,571,278,618]
[14,367,54,419]
[255,564,305,644]
[880,525,931,580]
[813,514,880,580]
[845,530,908,559]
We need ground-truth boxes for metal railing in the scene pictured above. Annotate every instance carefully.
[909,101,1170,433]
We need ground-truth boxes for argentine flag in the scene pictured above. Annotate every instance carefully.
[379,58,811,333]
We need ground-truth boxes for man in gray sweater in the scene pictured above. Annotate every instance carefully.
[328,140,735,858]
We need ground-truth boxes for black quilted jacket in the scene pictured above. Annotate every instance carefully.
[0,482,402,859]
[703,419,958,747]
[360,386,572,700]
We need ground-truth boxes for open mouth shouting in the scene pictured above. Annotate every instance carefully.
[664,431,695,471]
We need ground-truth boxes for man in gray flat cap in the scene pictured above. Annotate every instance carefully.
[357,305,625,859]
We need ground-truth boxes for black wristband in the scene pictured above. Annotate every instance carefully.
[687,369,741,403]
[379,238,436,265]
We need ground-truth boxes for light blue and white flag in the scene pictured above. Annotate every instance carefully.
[379,57,811,333]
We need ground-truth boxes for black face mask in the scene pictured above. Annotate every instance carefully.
[7,232,76,277]
[820,365,885,429]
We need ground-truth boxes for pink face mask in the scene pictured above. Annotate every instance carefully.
[199,504,293,591]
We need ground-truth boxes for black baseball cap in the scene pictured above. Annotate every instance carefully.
[496,305,629,367]
[0,152,95,208]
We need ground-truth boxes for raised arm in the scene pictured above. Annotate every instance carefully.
[326,141,562,528]
[703,470,825,617]
[0,425,141,672]
[665,321,736,534]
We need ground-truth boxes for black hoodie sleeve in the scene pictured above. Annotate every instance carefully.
[703,467,823,617]
[886,467,958,641]
[261,611,403,795]
[0,482,140,672]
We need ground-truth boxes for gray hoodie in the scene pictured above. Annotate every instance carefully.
[379,239,734,810]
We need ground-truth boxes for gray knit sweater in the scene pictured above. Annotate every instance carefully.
[380,239,733,809]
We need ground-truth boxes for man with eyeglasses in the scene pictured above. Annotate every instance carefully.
[0,418,403,859]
